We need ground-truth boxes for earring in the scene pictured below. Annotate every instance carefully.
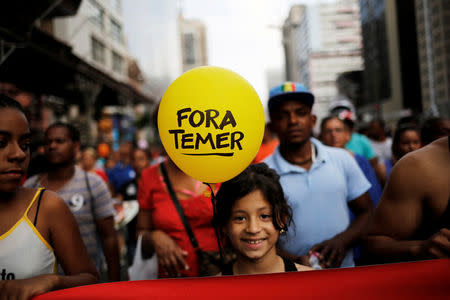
[279,228,286,235]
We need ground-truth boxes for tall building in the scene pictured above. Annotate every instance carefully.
[178,14,207,72]
[415,0,450,117]
[283,0,363,120]
[282,5,306,83]
[53,0,129,83]
[50,0,154,146]
[359,0,449,123]
[359,0,420,122]
[0,0,154,146]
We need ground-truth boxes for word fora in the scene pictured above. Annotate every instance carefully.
[168,108,244,154]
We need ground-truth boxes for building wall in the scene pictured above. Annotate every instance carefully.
[310,51,363,116]
[378,0,403,120]
[359,0,449,123]
[415,0,450,117]
[358,0,404,122]
[53,0,129,83]
[284,0,363,121]
[179,15,208,72]
[283,5,305,83]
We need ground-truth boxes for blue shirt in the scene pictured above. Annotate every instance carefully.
[352,154,382,262]
[265,138,371,268]
[106,162,136,192]
[354,154,382,208]
[346,133,376,160]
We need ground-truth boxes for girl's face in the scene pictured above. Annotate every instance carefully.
[398,130,421,158]
[225,189,279,261]
[0,108,31,192]
[132,149,150,176]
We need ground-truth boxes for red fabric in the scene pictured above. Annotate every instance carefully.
[137,163,219,277]
[252,139,279,164]
[94,169,108,183]
[35,259,450,300]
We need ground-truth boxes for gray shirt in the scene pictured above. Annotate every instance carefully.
[24,166,115,270]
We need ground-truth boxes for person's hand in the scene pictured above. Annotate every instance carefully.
[0,274,57,300]
[419,228,450,259]
[150,230,189,277]
[309,237,348,268]
[294,255,311,266]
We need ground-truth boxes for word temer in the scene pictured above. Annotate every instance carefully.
[169,108,245,151]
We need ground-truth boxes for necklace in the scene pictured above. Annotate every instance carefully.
[293,143,316,165]
[294,157,312,165]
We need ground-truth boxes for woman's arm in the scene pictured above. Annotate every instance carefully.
[0,191,98,300]
[136,209,189,277]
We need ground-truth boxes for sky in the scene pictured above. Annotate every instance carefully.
[122,0,335,109]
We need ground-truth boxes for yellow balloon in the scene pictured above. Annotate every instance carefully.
[158,66,265,183]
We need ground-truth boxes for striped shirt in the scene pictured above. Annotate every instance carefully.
[24,166,115,270]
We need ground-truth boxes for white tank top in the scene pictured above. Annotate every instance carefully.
[0,188,57,280]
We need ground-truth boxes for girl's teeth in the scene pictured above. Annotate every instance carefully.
[247,240,262,244]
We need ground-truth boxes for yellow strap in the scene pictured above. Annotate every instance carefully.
[24,187,45,216]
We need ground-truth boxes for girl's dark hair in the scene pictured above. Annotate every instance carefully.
[214,163,293,231]
[0,94,26,114]
[392,124,420,159]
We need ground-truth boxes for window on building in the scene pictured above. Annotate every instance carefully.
[112,51,123,74]
[91,37,105,64]
[87,0,104,29]
[183,33,195,65]
[110,18,123,43]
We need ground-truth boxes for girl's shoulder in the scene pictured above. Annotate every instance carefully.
[22,187,68,215]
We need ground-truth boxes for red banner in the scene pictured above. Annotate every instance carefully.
[35,259,450,300]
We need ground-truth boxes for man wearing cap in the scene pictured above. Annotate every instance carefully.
[265,82,374,268]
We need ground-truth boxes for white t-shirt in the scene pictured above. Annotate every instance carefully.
[370,138,392,162]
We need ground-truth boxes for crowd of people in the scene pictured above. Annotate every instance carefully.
[0,80,448,298]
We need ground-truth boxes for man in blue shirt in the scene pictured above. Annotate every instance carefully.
[106,141,136,194]
[265,82,373,268]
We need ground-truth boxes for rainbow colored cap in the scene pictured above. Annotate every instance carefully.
[268,82,314,112]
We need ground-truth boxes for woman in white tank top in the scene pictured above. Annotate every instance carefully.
[0,96,98,299]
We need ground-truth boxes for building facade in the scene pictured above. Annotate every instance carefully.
[359,0,449,124]
[0,0,153,147]
[415,0,450,117]
[178,14,207,72]
[53,0,129,84]
[283,0,363,120]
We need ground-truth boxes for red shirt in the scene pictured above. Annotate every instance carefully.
[94,169,108,183]
[252,139,279,164]
[138,163,219,277]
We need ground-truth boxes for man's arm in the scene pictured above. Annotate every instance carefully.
[365,154,427,263]
[310,191,374,268]
[369,157,386,186]
[96,216,121,281]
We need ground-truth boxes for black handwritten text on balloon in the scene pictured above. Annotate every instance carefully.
[168,108,244,156]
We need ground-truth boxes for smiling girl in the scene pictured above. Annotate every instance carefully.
[0,95,98,299]
[214,163,312,275]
